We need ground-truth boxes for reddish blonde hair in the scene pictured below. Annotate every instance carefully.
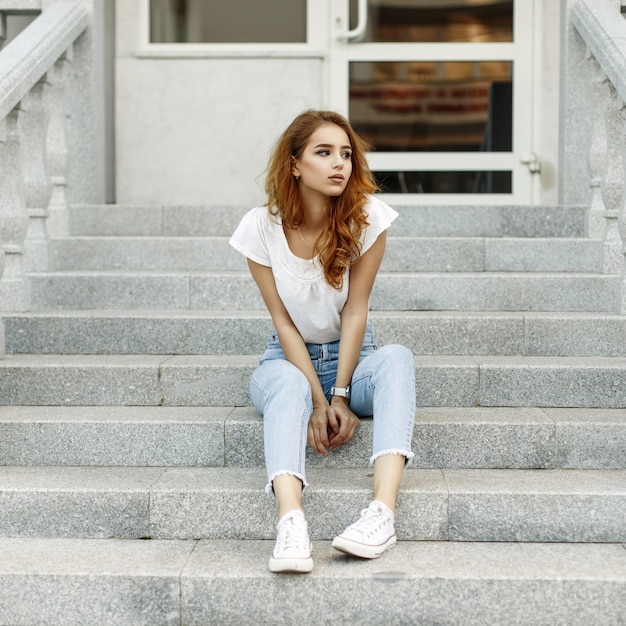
[265,110,378,289]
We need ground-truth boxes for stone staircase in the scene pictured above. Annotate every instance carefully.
[0,203,625,625]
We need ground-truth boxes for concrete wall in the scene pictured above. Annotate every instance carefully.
[537,0,562,206]
[104,0,115,202]
[115,0,321,207]
[559,0,591,205]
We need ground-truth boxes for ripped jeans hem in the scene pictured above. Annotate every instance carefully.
[265,470,309,497]
[369,449,414,467]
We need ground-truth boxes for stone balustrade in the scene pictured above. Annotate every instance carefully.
[1,0,626,328]
[572,0,626,313]
[0,2,87,316]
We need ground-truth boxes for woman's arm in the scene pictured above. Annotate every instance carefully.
[326,231,387,450]
[246,259,331,439]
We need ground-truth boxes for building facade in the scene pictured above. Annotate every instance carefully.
[0,0,598,208]
[113,0,564,208]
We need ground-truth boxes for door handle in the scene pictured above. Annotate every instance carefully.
[336,0,368,41]
[520,152,541,174]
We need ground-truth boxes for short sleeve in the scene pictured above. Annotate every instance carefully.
[229,206,272,267]
[361,196,399,255]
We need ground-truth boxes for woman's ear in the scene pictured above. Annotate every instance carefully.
[291,158,300,179]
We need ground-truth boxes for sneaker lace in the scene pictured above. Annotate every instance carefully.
[350,504,390,539]
[276,515,309,553]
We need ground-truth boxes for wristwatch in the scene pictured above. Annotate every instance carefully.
[330,386,351,400]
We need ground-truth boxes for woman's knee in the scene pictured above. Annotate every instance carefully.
[377,344,415,371]
[250,359,311,410]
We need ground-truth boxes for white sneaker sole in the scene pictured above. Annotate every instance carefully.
[269,555,313,573]
[331,533,397,559]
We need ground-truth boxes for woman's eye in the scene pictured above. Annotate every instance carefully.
[342,151,352,159]
[317,149,330,156]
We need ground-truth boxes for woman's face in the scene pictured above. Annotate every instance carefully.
[292,123,353,200]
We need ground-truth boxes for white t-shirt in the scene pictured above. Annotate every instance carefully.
[229,195,398,343]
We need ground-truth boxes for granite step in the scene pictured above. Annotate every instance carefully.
[69,203,588,238]
[1,406,623,469]
[48,236,603,273]
[1,353,625,408]
[27,271,619,311]
[0,466,624,542]
[4,310,626,356]
[1,537,624,626]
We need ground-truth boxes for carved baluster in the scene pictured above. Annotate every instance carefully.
[22,77,53,272]
[46,49,71,238]
[0,66,7,348]
[600,84,625,275]
[0,104,30,311]
[0,116,7,359]
[587,56,609,241]
[619,102,626,314]
[0,118,5,284]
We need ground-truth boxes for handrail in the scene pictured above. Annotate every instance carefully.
[0,1,90,316]
[571,0,626,103]
[0,2,87,121]
[570,0,626,312]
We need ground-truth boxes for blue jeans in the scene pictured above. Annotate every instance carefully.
[250,323,416,494]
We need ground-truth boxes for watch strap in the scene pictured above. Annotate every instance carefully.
[330,385,351,399]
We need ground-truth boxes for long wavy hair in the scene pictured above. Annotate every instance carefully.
[265,110,378,290]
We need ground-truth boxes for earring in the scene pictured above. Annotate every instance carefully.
[295,175,300,182]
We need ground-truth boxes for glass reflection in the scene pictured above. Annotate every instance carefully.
[351,0,513,43]
[350,61,513,152]
[374,170,512,194]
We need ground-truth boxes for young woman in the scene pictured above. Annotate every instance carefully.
[229,110,415,574]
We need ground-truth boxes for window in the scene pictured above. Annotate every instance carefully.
[149,0,307,44]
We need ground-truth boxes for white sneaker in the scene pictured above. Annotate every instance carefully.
[332,500,397,559]
[269,509,313,573]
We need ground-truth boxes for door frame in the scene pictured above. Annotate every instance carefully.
[325,0,539,204]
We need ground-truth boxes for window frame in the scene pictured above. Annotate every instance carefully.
[137,0,326,58]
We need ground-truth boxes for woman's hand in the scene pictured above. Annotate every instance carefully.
[308,400,361,457]
[308,406,332,457]
[327,400,360,451]
[307,402,360,457]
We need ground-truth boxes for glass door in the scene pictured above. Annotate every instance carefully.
[327,0,537,204]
